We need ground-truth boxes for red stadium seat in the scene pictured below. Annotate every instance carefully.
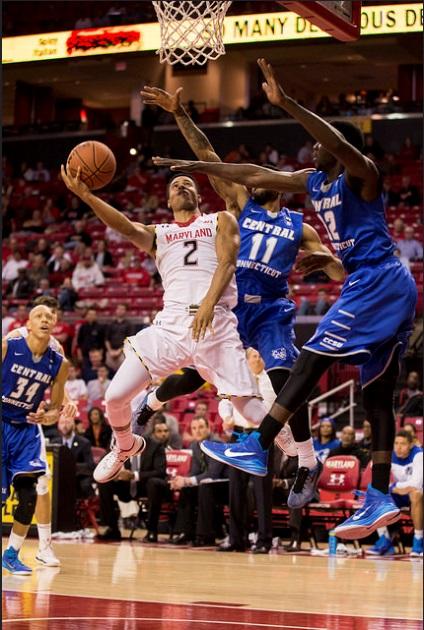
[315,455,361,508]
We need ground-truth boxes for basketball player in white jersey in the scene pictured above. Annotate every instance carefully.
[6,295,77,567]
[61,164,269,484]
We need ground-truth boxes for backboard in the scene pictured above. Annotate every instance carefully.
[280,1,361,41]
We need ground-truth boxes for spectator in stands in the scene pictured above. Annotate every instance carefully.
[47,245,72,273]
[81,348,106,382]
[369,431,423,557]
[105,304,133,372]
[2,250,28,282]
[67,219,92,248]
[7,268,35,299]
[382,177,400,207]
[314,289,331,315]
[85,407,112,449]
[168,417,227,547]
[53,416,95,498]
[34,238,51,263]
[398,175,420,207]
[35,278,54,298]
[51,308,72,354]
[143,411,183,449]
[122,256,151,287]
[98,417,168,541]
[77,309,105,361]
[277,154,295,173]
[272,452,303,552]
[398,371,423,420]
[313,418,341,463]
[315,96,335,117]
[41,197,60,226]
[328,425,370,468]
[72,251,105,291]
[27,254,49,287]
[396,226,423,262]
[297,140,313,165]
[224,144,250,163]
[22,209,44,232]
[363,134,384,161]
[399,136,419,161]
[58,277,78,311]
[32,161,50,182]
[2,305,15,336]
[64,363,88,403]
[403,422,422,448]
[265,144,279,165]
[358,419,372,454]
[392,218,405,240]
[94,240,114,270]
[87,365,111,405]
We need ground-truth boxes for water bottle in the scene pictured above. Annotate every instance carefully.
[328,530,337,556]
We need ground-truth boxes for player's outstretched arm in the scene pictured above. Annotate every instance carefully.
[298,224,345,282]
[153,157,312,194]
[61,165,155,253]
[2,338,8,361]
[191,211,239,341]
[141,86,248,216]
[257,58,379,200]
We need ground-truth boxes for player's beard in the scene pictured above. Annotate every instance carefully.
[251,189,279,206]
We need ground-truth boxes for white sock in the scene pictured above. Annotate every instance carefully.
[294,438,317,470]
[147,389,164,411]
[8,531,25,552]
[414,529,423,540]
[377,527,389,538]
[37,523,52,549]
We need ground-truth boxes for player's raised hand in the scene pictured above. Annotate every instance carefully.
[191,300,215,342]
[152,157,198,172]
[27,401,60,426]
[61,401,78,420]
[61,164,90,199]
[140,85,183,113]
[257,58,288,107]
[296,251,337,277]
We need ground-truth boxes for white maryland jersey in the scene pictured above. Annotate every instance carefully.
[155,213,237,309]
[11,326,62,352]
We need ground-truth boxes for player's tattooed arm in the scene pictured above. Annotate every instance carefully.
[27,359,70,425]
[153,157,312,194]
[257,58,379,201]
[298,224,345,281]
[191,211,239,341]
[141,86,248,216]
[61,165,155,253]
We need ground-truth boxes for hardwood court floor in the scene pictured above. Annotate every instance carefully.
[2,538,423,629]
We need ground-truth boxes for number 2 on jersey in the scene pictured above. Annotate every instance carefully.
[323,211,340,240]
[248,234,277,264]
[183,240,198,266]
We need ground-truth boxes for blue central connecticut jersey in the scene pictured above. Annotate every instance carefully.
[2,337,63,424]
[307,171,394,273]
[237,198,303,299]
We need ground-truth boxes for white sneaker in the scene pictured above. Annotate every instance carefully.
[36,545,61,567]
[274,425,297,457]
[93,435,146,483]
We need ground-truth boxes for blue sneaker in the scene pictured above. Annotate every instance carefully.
[200,432,268,476]
[334,485,401,540]
[2,547,32,575]
[287,461,323,509]
[366,534,394,556]
[410,537,423,558]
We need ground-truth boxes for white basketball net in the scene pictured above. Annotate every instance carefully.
[152,1,232,66]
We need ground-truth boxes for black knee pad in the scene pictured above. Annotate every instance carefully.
[157,367,206,401]
[267,368,290,396]
[13,476,37,526]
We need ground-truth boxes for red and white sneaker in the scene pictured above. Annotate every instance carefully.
[274,425,297,457]
[93,435,146,483]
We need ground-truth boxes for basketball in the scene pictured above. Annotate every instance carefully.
[66,141,116,190]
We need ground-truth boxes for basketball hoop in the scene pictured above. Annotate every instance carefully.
[152,1,232,66]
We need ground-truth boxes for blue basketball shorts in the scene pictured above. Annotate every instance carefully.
[2,421,47,502]
[234,297,299,371]
[303,259,417,386]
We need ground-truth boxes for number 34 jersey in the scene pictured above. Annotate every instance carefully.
[155,212,237,310]
[237,199,303,299]
[2,336,63,424]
